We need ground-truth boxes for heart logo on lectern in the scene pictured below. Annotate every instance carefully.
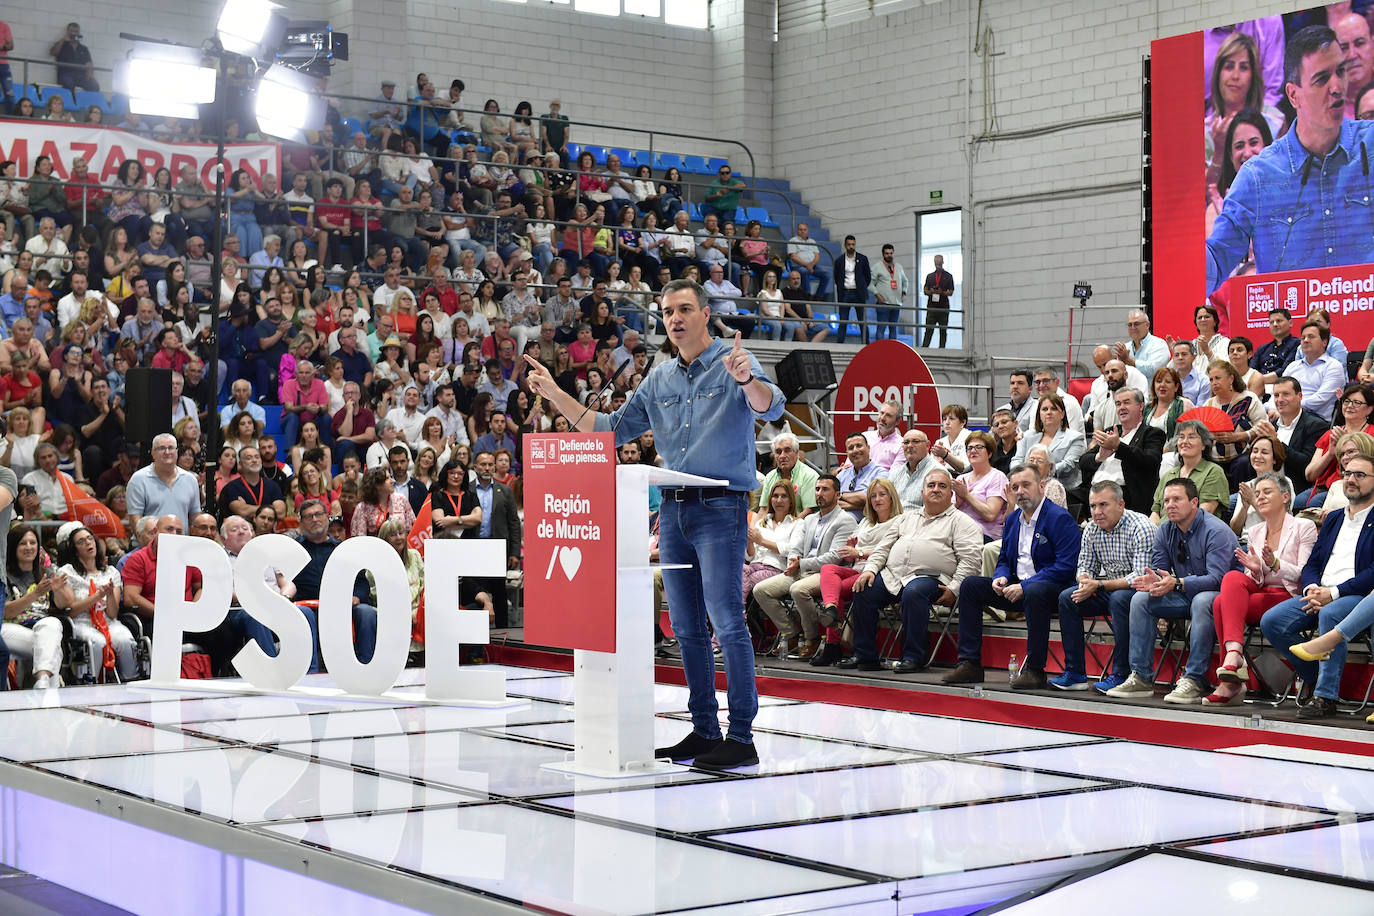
[558,545,582,580]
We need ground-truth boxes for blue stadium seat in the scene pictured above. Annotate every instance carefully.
[655,153,684,172]
[109,93,129,116]
[682,155,710,175]
[36,87,74,111]
[263,405,283,435]
[566,142,583,160]
[608,147,632,164]
[746,206,777,228]
[340,117,364,138]
[734,207,749,224]
[630,150,654,169]
[687,202,703,222]
[584,146,608,164]
[706,157,730,173]
[74,90,113,115]
[20,85,38,105]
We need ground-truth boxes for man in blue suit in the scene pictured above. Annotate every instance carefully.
[1260,452,1374,719]
[1104,477,1237,705]
[944,464,1080,689]
[832,235,871,345]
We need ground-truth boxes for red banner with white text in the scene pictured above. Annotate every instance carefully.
[0,118,280,188]
[522,433,618,653]
[1223,264,1374,344]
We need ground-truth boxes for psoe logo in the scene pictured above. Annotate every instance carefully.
[1245,282,1277,328]
[529,438,554,469]
[1276,280,1307,321]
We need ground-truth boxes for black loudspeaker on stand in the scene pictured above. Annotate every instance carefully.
[124,367,174,447]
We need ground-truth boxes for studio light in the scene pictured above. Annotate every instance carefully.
[217,0,286,58]
[254,63,325,141]
[114,43,217,120]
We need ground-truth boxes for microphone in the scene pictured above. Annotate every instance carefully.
[568,357,632,431]
[1277,155,1317,272]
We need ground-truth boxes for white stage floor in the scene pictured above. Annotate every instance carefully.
[0,665,1371,914]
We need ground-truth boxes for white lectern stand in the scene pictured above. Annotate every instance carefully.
[543,464,726,778]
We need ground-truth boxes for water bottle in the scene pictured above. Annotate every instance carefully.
[1008,653,1019,683]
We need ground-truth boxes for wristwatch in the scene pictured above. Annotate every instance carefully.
[1174,576,1185,593]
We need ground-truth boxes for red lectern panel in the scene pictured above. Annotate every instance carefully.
[523,432,618,653]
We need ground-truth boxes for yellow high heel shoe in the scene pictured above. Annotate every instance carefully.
[1290,642,1332,663]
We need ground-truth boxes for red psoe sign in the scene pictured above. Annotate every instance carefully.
[832,340,943,454]
[523,433,619,653]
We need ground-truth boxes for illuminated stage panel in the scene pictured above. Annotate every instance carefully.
[183,700,571,744]
[747,701,1099,754]
[992,852,1374,915]
[505,677,799,711]
[544,758,1102,832]
[90,693,418,724]
[982,742,1374,813]
[37,746,476,822]
[261,803,866,914]
[709,787,1329,880]
[0,707,222,762]
[1203,820,1374,883]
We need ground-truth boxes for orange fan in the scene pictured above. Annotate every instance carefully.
[1177,405,1233,433]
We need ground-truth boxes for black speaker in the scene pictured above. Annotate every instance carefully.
[774,350,837,402]
[124,367,174,444]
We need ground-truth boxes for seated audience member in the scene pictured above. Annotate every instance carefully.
[756,432,819,516]
[22,443,71,517]
[1078,387,1164,516]
[953,431,1007,541]
[1145,366,1193,438]
[752,475,855,660]
[4,524,64,688]
[461,451,520,628]
[1171,340,1210,407]
[1113,309,1169,380]
[889,428,940,510]
[351,466,415,538]
[127,433,201,531]
[1261,451,1374,720]
[944,464,1080,688]
[221,514,319,674]
[292,499,382,663]
[1296,382,1374,510]
[989,408,1020,475]
[836,432,888,518]
[219,379,267,432]
[1014,393,1084,493]
[1281,321,1346,422]
[744,481,802,620]
[1106,477,1238,704]
[220,446,288,522]
[1054,481,1154,693]
[1002,369,1037,432]
[844,472,978,672]
[331,381,378,465]
[1265,375,1327,495]
[931,404,971,475]
[1200,359,1266,487]
[50,524,138,682]
[1149,420,1229,522]
[1229,434,1286,538]
[1210,472,1315,706]
[1083,348,1147,428]
[860,400,906,472]
[1226,335,1266,398]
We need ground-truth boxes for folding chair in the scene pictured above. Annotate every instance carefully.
[1151,617,1191,687]
[1344,631,1374,714]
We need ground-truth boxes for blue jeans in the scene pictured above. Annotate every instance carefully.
[956,575,1067,670]
[657,491,756,744]
[790,264,830,299]
[1260,594,1357,701]
[230,212,264,257]
[1128,590,1218,684]
[353,602,379,664]
[873,303,901,340]
[835,288,868,344]
[1058,586,1132,678]
[532,242,556,274]
[229,606,321,673]
[850,575,942,666]
[0,592,8,690]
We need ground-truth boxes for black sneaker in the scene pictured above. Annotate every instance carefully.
[692,738,759,770]
[654,732,723,761]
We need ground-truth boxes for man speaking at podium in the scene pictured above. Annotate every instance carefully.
[525,279,785,770]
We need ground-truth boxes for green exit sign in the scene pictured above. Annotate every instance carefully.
[929,190,943,204]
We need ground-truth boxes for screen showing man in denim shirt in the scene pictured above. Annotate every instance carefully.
[1206,25,1374,295]
[524,279,785,770]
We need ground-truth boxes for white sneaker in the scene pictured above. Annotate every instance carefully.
[1163,678,1208,705]
[1104,671,1155,698]
[32,674,50,689]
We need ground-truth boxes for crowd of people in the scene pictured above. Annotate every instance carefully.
[747,305,1374,723]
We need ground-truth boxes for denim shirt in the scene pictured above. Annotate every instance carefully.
[1207,119,1374,294]
[595,337,784,491]
[1150,508,1238,598]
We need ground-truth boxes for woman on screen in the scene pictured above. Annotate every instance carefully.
[1204,34,1284,190]
[1205,108,1273,237]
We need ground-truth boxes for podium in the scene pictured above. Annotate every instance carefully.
[524,434,725,778]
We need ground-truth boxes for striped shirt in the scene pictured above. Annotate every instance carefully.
[1077,509,1155,580]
